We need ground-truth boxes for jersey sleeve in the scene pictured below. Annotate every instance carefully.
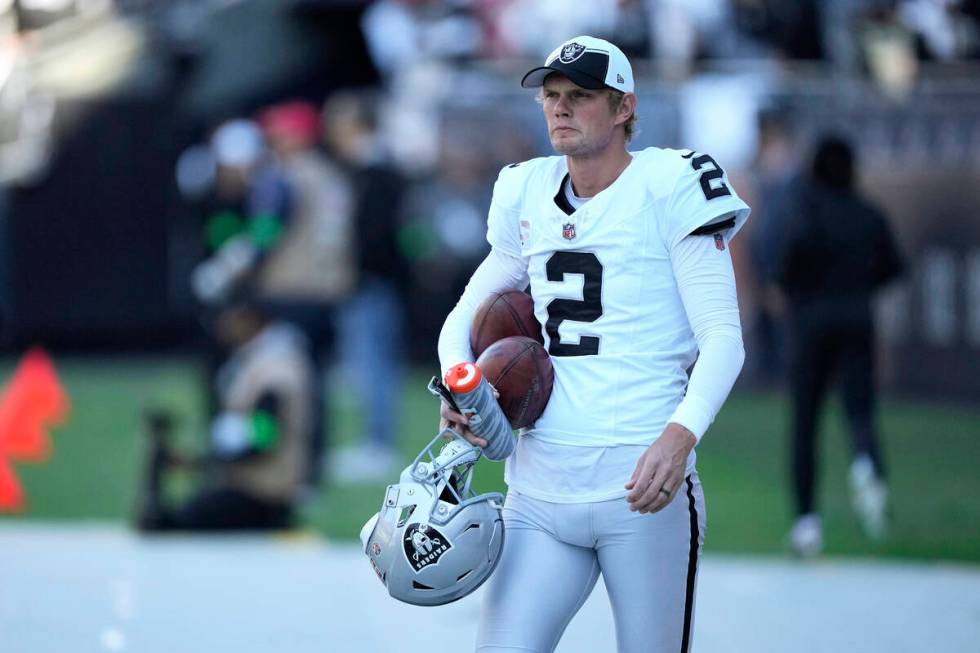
[485,163,527,258]
[663,151,751,250]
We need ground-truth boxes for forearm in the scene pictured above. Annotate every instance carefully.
[437,248,529,375]
[669,333,744,441]
[668,234,745,442]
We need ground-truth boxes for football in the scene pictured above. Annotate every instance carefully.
[475,336,553,429]
[469,290,544,359]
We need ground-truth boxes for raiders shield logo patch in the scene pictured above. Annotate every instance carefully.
[562,223,576,240]
[403,523,452,573]
[559,43,587,63]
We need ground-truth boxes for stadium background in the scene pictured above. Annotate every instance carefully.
[0,1,978,651]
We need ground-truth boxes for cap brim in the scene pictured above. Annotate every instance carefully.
[520,65,606,90]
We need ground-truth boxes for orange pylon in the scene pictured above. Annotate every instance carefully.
[0,348,70,511]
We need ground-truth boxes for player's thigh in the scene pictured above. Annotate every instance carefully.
[596,474,706,653]
[477,495,600,653]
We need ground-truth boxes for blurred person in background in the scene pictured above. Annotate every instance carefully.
[255,100,356,491]
[773,134,905,557]
[177,118,293,413]
[745,106,801,386]
[322,89,409,482]
[399,114,496,352]
[182,106,356,492]
[136,294,314,532]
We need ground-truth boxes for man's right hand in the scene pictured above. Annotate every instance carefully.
[439,402,488,448]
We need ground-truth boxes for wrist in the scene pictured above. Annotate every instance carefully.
[664,422,697,451]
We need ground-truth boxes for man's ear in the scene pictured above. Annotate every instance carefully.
[617,93,637,126]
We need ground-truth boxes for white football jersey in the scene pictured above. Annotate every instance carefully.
[487,147,750,448]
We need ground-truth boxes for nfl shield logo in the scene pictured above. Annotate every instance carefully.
[559,43,587,63]
[562,223,576,240]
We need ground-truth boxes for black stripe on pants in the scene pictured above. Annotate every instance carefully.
[681,475,700,653]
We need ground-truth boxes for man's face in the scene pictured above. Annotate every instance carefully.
[541,74,621,157]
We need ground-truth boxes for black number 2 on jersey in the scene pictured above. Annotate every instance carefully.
[545,252,603,357]
[682,151,732,201]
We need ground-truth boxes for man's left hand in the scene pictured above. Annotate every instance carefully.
[625,423,696,514]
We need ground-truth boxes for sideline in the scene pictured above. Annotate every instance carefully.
[1,523,977,652]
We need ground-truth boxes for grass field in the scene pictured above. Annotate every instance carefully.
[2,356,978,562]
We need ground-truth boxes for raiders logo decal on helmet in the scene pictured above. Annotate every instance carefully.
[559,42,587,63]
[404,523,453,573]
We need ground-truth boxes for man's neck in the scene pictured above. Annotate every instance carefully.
[566,146,632,198]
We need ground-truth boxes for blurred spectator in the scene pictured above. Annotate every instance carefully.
[255,100,356,490]
[322,89,410,482]
[745,106,800,386]
[136,296,314,532]
[401,115,494,323]
[859,4,920,98]
[178,118,293,416]
[899,0,980,60]
[181,107,356,491]
[772,134,905,557]
[361,0,482,79]
[182,118,292,307]
[730,0,823,60]
[819,0,886,73]
[494,0,619,58]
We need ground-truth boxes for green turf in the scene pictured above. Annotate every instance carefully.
[2,357,978,562]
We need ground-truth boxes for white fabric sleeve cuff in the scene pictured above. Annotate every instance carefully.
[668,233,746,442]
[437,248,529,375]
[667,395,715,442]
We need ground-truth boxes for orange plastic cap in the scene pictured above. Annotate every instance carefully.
[444,362,482,393]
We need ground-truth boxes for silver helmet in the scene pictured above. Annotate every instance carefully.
[360,428,505,606]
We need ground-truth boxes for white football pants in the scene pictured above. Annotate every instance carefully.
[475,473,706,653]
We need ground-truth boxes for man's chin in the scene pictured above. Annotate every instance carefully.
[551,137,583,156]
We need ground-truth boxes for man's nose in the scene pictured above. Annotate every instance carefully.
[553,95,571,116]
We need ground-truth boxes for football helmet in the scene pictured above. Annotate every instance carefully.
[360,417,504,606]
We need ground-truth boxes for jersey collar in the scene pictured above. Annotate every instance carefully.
[551,153,636,217]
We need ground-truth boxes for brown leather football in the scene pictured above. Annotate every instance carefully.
[469,290,544,359]
[475,336,554,429]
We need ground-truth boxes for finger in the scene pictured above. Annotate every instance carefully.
[463,432,489,448]
[625,455,658,502]
[442,421,487,448]
[645,470,683,515]
[629,463,670,513]
[624,451,648,490]
[440,402,468,425]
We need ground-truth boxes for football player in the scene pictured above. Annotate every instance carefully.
[437,36,750,652]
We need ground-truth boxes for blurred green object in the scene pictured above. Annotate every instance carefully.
[1,358,978,562]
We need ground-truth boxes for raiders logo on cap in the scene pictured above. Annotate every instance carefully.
[403,523,453,573]
[559,42,587,63]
